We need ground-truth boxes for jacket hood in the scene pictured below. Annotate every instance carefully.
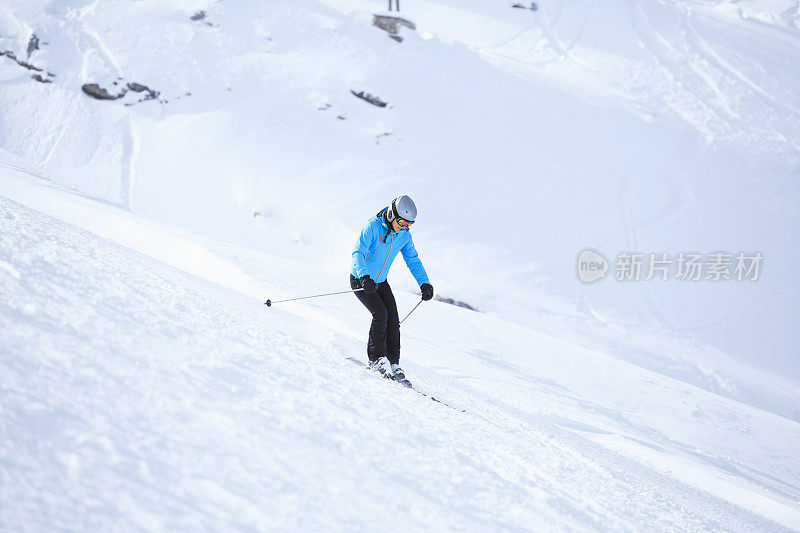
[376,207,408,233]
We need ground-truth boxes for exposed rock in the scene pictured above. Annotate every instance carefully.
[26,34,39,60]
[2,42,56,83]
[82,80,163,103]
[82,83,125,100]
[434,296,481,312]
[128,82,160,101]
[372,14,415,42]
[17,59,41,71]
[512,2,538,11]
[1,50,42,72]
[191,10,216,26]
[351,90,387,108]
[373,14,416,34]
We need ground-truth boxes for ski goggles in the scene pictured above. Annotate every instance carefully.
[397,218,414,227]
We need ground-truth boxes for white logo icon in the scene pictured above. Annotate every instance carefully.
[577,249,608,284]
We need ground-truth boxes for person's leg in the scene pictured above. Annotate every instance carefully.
[376,280,401,365]
[350,275,389,360]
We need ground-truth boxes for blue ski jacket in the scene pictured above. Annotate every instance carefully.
[351,207,430,286]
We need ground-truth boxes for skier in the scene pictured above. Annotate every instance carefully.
[350,195,433,383]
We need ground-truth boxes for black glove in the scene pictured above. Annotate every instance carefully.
[420,283,434,301]
[359,275,377,294]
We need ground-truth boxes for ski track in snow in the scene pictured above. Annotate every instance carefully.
[2,155,800,530]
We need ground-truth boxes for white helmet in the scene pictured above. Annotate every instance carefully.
[386,195,417,223]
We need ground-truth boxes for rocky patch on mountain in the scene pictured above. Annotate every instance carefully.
[351,90,387,108]
[434,296,481,312]
[0,33,56,83]
[81,80,165,105]
[372,14,416,43]
[512,2,538,11]
[190,10,217,27]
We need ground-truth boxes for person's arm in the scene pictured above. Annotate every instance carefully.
[401,236,430,286]
[352,222,377,278]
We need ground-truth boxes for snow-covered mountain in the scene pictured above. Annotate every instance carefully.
[1,0,799,530]
[4,147,800,530]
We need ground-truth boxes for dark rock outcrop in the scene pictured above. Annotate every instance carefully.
[434,296,481,312]
[81,81,161,103]
[82,83,125,100]
[1,34,56,83]
[127,82,147,92]
[127,82,160,101]
[351,90,387,108]
[26,34,39,60]
[1,50,41,72]
[372,14,416,42]
[191,10,216,27]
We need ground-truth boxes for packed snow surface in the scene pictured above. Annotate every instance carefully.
[2,153,800,531]
[1,0,800,530]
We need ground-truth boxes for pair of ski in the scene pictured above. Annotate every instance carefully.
[346,357,465,412]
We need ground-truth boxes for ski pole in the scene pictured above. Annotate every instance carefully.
[399,299,424,325]
[265,288,363,307]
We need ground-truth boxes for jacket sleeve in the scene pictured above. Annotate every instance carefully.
[401,235,430,286]
[352,221,376,278]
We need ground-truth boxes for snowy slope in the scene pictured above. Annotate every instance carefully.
[2,150,800,530]
[1,0,798,421]
[1,0,800,529]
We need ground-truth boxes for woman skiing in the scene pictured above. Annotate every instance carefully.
[350,195,433,384]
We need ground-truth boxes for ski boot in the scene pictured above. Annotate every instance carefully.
[368,356,392,379]
[391,364,412,388]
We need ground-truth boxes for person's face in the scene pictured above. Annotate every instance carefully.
[391,218,412,231]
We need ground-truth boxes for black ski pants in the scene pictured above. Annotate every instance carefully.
[350,274,400,365]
